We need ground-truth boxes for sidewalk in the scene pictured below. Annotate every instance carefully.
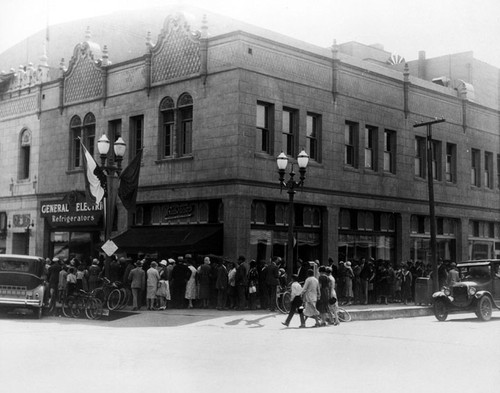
[110,302,435,322]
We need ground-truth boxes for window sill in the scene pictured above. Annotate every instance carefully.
[343,165,360,173]
[155,155,193,164]
[66,168,83,175]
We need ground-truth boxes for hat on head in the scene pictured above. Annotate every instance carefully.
[167,258,175,264]
[92,258,99,265]
[135,260,143,267]
[346,261,351,267]
[184,254,192,259]
[52,257,59,263]
[160,260,167,266]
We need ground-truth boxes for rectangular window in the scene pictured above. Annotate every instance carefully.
[162,110,174,157]
[383,130,396,173]
[282,108,297,157]
[345,121,358,168]
[484,151,493,189]
[306,113,320,161]
[445,143,456,183]
[129,115,144,158]
[364,126,377,170]
[471,148,480,186]
[256,102,273,154]
[431,140,441,180]
[414,136,426,178]
[497,155,500,190]
[179,106,193,156]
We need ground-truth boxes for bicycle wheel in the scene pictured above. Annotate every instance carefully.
[117,288,131,310]
[281,291,292,314]
[72,297,85,318]
[85,297,103,320]
[92,287,105,303]
[61,297,75,318]
[107,288,122,310]
[276,293,287,314]
[337,307,352,322]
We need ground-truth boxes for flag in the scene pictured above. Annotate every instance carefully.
[80,140,106,206]
[118,149,142,211]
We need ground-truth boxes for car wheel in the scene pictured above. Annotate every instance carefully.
[433,299,448,321]
[476,296,493,321]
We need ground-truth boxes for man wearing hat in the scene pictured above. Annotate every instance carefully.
[128,260,145,310]
[282,274,305,328]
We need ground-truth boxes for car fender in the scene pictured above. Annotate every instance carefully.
[474,290,491,300]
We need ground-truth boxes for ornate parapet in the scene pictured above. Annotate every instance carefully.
[150,12,202,84]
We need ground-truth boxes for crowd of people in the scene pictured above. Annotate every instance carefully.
[43,252,460,317]
[330,257,461,306]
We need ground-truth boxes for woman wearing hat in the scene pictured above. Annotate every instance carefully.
[343,261,354,306]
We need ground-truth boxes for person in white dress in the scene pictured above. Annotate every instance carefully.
[185,261,198,308]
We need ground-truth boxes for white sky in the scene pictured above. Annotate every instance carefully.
[1,0,499,67]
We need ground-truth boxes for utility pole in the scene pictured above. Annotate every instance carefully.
[414,118,445,292]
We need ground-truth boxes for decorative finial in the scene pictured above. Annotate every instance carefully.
[85,26,91,41]
[102,45,109,66]
[145,31,153,49]
[201,14,208,39]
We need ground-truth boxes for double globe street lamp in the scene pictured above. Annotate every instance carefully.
[97,134,126,278]
[276,150,309,279]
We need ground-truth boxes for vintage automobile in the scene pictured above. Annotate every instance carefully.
[432,259,500,321]
[0,254,49,318]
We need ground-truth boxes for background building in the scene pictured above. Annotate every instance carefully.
[0,7,499,267]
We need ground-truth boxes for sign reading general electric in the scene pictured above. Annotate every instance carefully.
[40,191,103,227]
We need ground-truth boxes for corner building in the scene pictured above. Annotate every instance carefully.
[1,8,499,267]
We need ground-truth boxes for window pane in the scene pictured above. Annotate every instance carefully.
[257,105,266,128]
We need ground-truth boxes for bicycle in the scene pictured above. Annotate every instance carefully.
[336,306,352,322]
[61,289,103,320]
[92,277,122,310]
[276,285,292,314]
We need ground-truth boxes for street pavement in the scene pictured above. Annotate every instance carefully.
[0,305,499,393]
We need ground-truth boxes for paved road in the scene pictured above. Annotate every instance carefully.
[0,309,498,393]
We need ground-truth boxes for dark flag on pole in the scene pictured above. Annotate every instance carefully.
[80,139,107,206]
[118,150,143,211]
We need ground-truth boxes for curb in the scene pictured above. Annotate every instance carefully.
[348,306,434,321]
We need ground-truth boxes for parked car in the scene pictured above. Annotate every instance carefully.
[432,259,500,321]
[0,254,49,318]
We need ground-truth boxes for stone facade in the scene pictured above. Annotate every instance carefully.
[0,9,499,266]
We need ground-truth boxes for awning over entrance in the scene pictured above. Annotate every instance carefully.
[112,225,223,255]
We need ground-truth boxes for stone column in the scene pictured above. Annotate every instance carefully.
[222,195,252,260]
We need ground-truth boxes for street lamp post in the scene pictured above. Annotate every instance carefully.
[413,118,445,292]
[97,134,126,279]
[277,150,309,279]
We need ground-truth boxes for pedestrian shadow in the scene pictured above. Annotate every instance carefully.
[225,314,276,328]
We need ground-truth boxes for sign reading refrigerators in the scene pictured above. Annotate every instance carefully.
[40,191,103,227]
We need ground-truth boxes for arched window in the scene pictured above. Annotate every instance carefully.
[178,93,193,156]
[160,96,175,158]
[151,206,161,225]
[19,129,31,180]
[83,112,96,156]
[70,116,82,168]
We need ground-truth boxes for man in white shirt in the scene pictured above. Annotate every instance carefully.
[282,274,306,328]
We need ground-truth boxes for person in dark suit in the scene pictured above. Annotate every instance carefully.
[215,259,228,310]
[171,257,190,308]
[265,257,280,311]
[128,260,145,310]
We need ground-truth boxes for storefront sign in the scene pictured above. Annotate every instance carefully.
[164,203,194,221]
[40,191,103,228]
